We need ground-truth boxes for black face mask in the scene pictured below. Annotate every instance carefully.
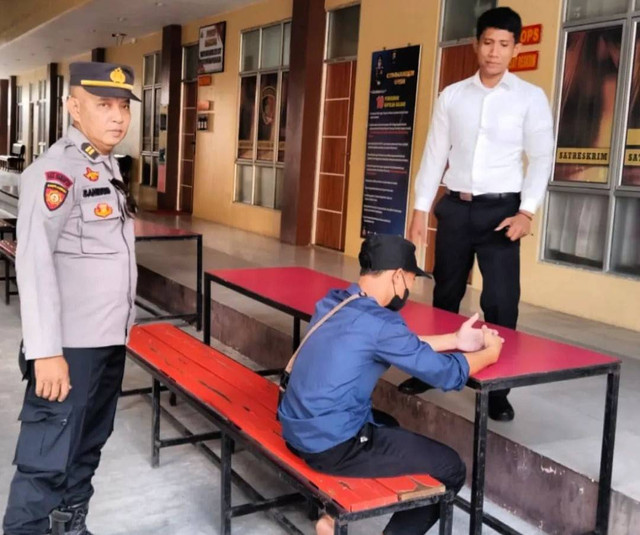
[386,274,409,311]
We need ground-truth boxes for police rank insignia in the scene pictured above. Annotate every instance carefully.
[84,167,99,181]
[81,143,99,160]
[94,203,113,218]
[44,183,69,211]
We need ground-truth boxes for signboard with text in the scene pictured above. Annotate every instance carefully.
[361,45,421,237]
[509,24,543,72]
[198,22,226,74]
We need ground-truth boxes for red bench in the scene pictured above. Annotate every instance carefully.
[0,239,17,304]
[127,323,454,535]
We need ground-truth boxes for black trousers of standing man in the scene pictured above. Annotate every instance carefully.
[3,346,125,535]
[433,192,521,401]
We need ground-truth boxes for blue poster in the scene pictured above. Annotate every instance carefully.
[361,45,421,237]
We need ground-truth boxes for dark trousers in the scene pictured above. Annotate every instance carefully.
[433,194,521,399]
[3,346,126,535]
[290,422,465,535]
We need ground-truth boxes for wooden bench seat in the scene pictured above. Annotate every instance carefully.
[0,239,17,304]
[127,323,453,534]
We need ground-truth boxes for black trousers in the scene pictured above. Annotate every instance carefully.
[3,346,126,535]
[290,422,465,535]
[433,194,521,398]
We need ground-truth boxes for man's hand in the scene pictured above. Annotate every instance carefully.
[482,328,504,365]
[463,327,505,375]
[495,211,532,241]
[455,313,500,351]
[34,355,71,402]
[408,210,428,246]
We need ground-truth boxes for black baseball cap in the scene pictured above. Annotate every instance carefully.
[70,62,141,102]
[359,234,429,277]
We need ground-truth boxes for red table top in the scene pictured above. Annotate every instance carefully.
[134,219,200,239]
[208,267,620,384]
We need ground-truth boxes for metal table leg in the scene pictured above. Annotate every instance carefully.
[595,368,620,534]
[470,389,490,534]
[203,274,211,345]
[293,317,301,351]
[196,235,203,331]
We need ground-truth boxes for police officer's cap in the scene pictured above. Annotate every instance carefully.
[70,62,141,102]
[359,234,429,277]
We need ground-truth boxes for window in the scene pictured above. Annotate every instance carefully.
[15,86,23,143]
[327,4,360,60]
[236,21,290,209]
[441,0,496,43]
[183,44,199,82]
[566,0,628,21]
[545,0,640,277]
[141,52,161,187]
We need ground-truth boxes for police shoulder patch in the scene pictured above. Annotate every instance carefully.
[44,182,69,211]
[81,143,99,160]
[44,171,73,189]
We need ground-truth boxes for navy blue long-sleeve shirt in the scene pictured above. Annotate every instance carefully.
[278,284,470,453]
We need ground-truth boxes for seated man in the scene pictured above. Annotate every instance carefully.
[278,234,503,535]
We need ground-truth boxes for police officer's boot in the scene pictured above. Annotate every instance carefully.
[50,509,72,535]
[51,502,93,535]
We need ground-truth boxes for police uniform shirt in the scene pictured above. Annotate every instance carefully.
[16,125,137,360]
[277,284,470,454]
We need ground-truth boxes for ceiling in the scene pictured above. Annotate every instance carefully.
[0,0,258,78]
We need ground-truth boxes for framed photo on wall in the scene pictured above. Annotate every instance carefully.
[198,21,226,74]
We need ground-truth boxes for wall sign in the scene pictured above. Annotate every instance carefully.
[520,24,542,45]
[510,24,543,72]
[198,22,226,74]
[361,45,421,238]
[509,51,539,72]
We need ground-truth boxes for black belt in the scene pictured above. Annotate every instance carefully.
[447,190,520,202]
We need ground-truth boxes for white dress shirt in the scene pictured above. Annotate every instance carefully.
[413,71,554,214]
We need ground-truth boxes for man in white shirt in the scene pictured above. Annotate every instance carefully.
[398,7,554,422]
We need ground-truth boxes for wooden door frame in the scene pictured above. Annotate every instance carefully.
[178,79,197,213]
[311,58,357,251]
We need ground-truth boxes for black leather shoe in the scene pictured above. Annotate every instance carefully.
[398,377,434,395]
[488,396,515,422]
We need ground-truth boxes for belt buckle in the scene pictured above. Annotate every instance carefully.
[460,192,473,202]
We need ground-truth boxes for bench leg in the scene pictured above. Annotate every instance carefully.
[220,433,234,535]
[439,491,454,535]
[151,379,161,467]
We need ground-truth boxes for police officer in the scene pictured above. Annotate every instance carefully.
[3,62,139,535]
